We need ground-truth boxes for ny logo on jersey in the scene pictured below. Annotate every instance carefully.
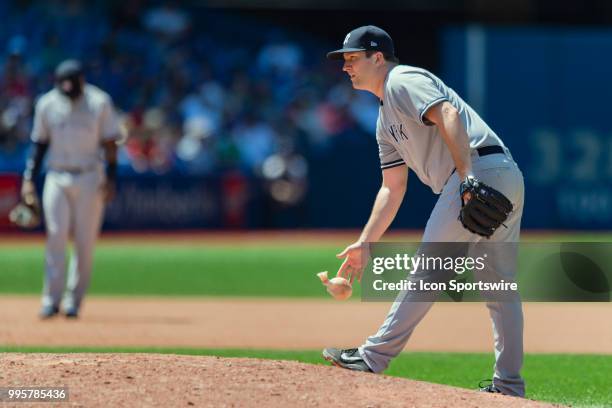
[388,124,408,142]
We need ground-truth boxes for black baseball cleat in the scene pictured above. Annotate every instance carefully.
[63,307,79,319]
[478,379,502,393]
[322,348,373,372]
[39,305,59,319]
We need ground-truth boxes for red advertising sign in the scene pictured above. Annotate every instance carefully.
[0,173,21,229]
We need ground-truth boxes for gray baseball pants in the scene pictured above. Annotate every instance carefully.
[41,168,105,312]
[359,152,526,397]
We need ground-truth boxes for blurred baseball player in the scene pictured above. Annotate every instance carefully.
[322,26,525,397]
[21,59,120,319]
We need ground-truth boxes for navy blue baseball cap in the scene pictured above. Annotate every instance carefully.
[327,25,395,60]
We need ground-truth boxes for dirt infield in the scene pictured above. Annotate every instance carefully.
[1,296,610,353]
[0,353,560,407]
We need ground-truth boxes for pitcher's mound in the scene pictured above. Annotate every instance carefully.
[1,353,558,407]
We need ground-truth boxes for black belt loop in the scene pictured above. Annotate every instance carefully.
[446,145,506,182]
[476,145,505,157]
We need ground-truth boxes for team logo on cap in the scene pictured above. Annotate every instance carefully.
[371,41,378,47]
[343,33,351,45]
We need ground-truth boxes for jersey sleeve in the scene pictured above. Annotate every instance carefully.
[389,72,448,126]
[30,97,50,143]
[99,97,121,141]
[377,124,405,170]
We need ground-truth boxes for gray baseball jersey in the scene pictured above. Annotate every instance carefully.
[31,84,120,170]
[377,65,505,193]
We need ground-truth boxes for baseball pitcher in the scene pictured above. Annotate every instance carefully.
[322,26,525,397]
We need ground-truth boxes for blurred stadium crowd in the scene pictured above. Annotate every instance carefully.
[0,0,379,185]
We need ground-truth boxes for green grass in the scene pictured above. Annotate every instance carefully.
[1,234,612,298]
[1,346,609,407]
[0,244,351,297]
